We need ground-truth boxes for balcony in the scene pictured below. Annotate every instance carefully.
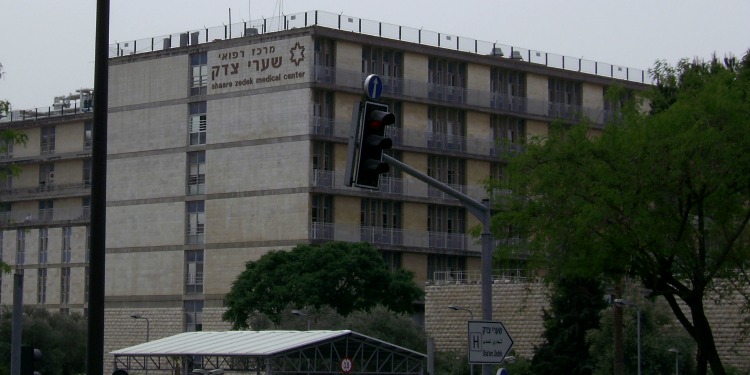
[0,206,90,228]
[429,269,527,285]
[310,222,479,253]
[0,181,91,202]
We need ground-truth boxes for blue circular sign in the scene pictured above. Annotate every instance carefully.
[364,74,383,100]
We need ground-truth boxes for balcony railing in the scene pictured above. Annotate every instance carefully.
[0,206,90,228]
[430,269,527,284]
[0,181,91,200]
[310,222,479,253]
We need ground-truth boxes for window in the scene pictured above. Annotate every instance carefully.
[490,115,525,155]
[184,300,204,332]
[361,199,402,228]
[427,106,466,151]
[381,251,402,272]
[548,77,582,119]
[427,205,466,250]
[185,250,204,294]
[311,194,333,240]
[362,46,403,78]
[83,159,92,187]
[83,197,91,219]
[16,229,25,265]
[428,58,466,103]
[312,142,333,171]
[360,199,402,245]
[311,194,333,223]
[429,58,466,88]
[428,205,465,233]
[313,39,335,83]
[62,227,72,263]
[491,68,526,97]
[187,201,205,244]
[187,151,206,195]
[40,126,56,154]
[84,121,93,150]
[85,225,91,262]
[190,52,208,96]
[39,200,53,222]
[39,163,55,190]
[60,267,70,305]
[189,102,207,145]
[1,138,13,159]
[38,228,48,264]
[312,91,334,135]
[428,155,466,186]
[37,268,47,304]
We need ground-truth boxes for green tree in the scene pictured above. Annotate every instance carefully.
[223,242,424,328]
[587,296,696,375]
[0,306,88,375]
[529,275,607,375]
[493,52,750,375]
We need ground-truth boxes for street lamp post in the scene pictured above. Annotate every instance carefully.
[130,314,150,342]
[614,299,641,375]
[448,305,475,375]
[668,348,680,375]
[291,309,311,330]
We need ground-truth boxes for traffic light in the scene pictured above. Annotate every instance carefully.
[353,101,394,189]
[20,345,42,375]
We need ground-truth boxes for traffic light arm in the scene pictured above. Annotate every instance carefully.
[381,153,486,219]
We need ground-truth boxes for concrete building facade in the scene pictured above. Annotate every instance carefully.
[0,10,653,370]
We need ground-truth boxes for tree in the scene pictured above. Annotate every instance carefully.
[529,275,607,375]
[0,306,88,375]
[222,242,424,328]
[0,63,9,114]
[586,294,696,375]
[493,52,750,375]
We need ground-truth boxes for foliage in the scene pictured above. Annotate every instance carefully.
[0,63,8,114]
[492,52,750,375]
[587,293,695,375]
[0,306,88,375]
[223,242,424,328]
[529,275,608,375]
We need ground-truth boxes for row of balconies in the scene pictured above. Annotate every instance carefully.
[0,206,90,228]
[314,65,615,127]
[312,116,524,159]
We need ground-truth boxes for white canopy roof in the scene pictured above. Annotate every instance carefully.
[111,330,426,375]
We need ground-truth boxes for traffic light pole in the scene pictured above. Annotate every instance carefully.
[381,154,495,375]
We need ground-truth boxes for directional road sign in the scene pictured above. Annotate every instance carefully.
[467,320,514,364]
[364,74,383,100]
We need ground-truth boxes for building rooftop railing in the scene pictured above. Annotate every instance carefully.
[110,10,653,85]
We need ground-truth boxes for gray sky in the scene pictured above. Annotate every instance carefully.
[1,0,748,110]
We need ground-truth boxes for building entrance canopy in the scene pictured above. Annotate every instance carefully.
[112,330,426,375]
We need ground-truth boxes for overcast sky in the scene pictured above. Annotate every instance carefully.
[1,0,748,110]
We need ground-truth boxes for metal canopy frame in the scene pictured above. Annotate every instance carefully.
[112,330,426,375]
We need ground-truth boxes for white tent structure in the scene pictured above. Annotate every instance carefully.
[111,330,426,375]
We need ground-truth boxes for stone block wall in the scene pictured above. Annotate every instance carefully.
[426,281,750,371]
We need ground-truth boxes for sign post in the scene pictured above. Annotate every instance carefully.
[467,321,514,364]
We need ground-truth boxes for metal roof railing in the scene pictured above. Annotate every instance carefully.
[110,10,653,85]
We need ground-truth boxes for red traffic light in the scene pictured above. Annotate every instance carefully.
[366,110,395,130]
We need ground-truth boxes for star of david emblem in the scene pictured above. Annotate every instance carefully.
[289,42,305,66]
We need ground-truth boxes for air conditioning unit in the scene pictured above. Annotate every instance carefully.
[48,172,55,180]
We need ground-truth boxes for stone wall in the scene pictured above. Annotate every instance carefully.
[425,281,750,371]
